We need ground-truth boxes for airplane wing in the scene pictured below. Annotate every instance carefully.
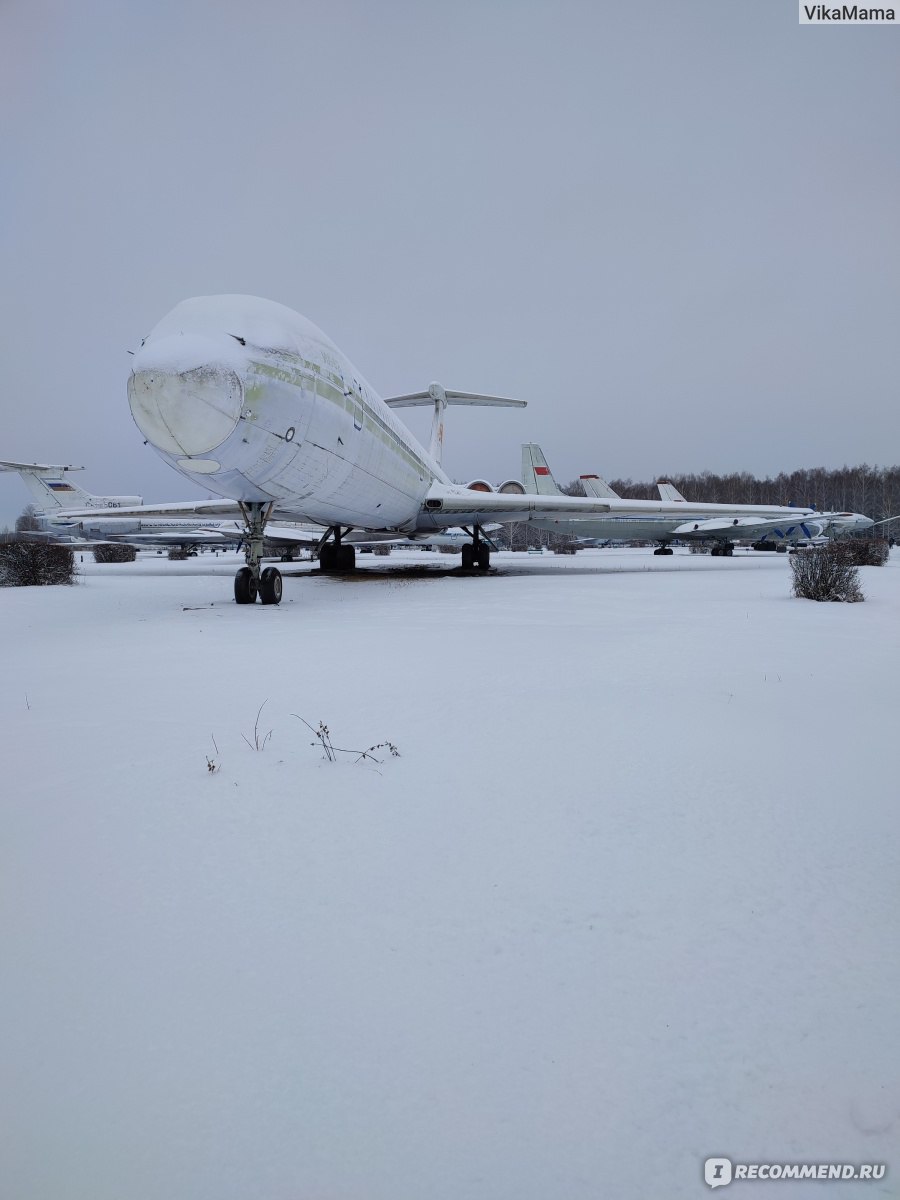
[672,515,827,541]
[414,483,613,530]
[59,499,248,520]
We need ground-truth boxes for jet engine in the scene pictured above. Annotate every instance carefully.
[89,495,142,508]
[464,479,526,494]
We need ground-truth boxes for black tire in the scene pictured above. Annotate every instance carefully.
[319,544,336,571]
[338,544,356,571]
[461,544,474,571]
[259,567,283,605]
[477,544,490,570]
[234,566,257,604]
[725,545,734,556]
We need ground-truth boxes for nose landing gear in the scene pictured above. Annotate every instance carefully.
[234,501,282,605]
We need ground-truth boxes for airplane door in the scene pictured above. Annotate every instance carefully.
[349,379,364,431]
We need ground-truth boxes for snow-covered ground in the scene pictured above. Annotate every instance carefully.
[2,548,897,1200]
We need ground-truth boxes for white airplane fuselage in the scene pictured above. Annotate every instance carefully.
[129,296,448,533]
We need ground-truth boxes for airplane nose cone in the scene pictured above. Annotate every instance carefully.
[128,336,243,456]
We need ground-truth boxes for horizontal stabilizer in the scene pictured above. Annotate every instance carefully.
[0,460,84,474]
[384,387,526,410]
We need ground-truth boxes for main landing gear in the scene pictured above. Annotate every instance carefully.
[653,544,674,555]
[461,526,492,571]
[710,543,735,557]
[234,501,283,605]
[317,527,357,572]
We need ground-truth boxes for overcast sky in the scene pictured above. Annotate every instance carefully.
[1,0,898,527]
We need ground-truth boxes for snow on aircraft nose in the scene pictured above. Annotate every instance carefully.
[128,335,244,457]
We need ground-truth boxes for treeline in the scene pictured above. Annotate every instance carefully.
[564,464,900,522]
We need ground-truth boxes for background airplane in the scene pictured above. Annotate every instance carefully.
[0,459,238,548]
[521,444,873,554]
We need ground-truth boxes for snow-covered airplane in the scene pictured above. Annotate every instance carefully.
[66,295,860,604]
[521,444,874,554]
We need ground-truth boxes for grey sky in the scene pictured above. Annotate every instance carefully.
[1,0,898,528]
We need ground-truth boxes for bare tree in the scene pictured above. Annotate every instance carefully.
[15,505,40,533]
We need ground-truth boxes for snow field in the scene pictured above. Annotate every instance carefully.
[1,549,897,1199]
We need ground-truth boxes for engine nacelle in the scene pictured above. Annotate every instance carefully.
[88,495,143,508]
[496,479,525,495]
[466,479,494,492]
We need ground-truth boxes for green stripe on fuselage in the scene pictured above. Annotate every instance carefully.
[248,357,428,477]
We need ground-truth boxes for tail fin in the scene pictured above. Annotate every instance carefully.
[383,384,526,466]
[521,443,562,495]
[0,461,91,510]
[0,461,141,511]
[579,473,621,500]
[657,480,687,502]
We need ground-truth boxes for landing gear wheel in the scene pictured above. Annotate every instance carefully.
[477,544,490,570]
[655,546,674,556]
[234,566,258,604]
[461,544,475,571]
[259,566,283,605]
[337,544,356,571]
[319,544,336,571]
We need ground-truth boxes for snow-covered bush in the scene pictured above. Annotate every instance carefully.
[0,539,75,587]
[830,538,890,567]
[790,544,863,602]
[93,544,137,563]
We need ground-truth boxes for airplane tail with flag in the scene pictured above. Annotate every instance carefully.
[0,461,141,512]
[521,443,563,495]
